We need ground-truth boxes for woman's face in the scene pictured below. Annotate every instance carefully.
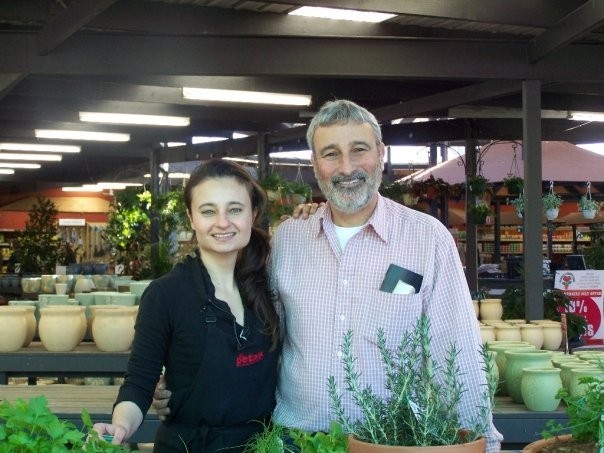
[187,176,255,257]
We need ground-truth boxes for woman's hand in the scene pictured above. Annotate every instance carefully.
[92,422,128,444]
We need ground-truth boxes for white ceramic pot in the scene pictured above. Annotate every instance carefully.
[520,324,544,349]
[55,283,68,295]
[38,306,86,352]
[0,306,28,352]
[479,298,503,321]
[92,307,136,352]
[495,324,522,342]
[109,292,137,306]
[74,277,95,293]
[582,209,597,219]
[541,323,563,351]
[479,324,496,344]
[545,208,559,220]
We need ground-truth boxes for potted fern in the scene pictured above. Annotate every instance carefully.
[327,315,493,452]
[468,202,492,225]
[503,175,524,195]
[467,174,489,196]
[579,195,599,220]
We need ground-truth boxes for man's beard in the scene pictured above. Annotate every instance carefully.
[315,162,383,214]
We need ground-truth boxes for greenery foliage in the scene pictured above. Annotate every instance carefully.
[16,197,62,274]
[0,395,135,452]
[327,315,491,447]
[468,203,492,224]
[501,286,588,341]
[542,191,563,210]
[502,175,524,195]
[259,172,313,224]
[243,421,348,453]
[467,174,489,195]
[579,195,599,212]
[508,194,524,214]
[585,242,604,270]
[104,187,189,279]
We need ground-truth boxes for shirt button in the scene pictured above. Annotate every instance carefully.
[342,280,348,286]
[340,315,346,321]
[337,351,343,358]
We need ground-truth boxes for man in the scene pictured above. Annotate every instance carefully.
[155,99,502,451]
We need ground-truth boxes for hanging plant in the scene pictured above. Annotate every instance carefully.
[503,175,524,195]
[542,181,562,220]
[468,202,492,224]
[467,174,489,196]
[509,194,525,218]
[503,143,523,195]
[579,182,600,219]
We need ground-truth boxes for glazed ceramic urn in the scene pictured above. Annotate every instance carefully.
[0,306,28,352]
[568,367,604,397]
[504,350,553,403]
[520,367,562,411]
[92,307,135,352]
[495,324,522,342]
[38,306,86,352]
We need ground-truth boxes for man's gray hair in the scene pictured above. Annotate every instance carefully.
[306,99,382,152]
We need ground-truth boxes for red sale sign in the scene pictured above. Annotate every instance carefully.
[555,271,604,344]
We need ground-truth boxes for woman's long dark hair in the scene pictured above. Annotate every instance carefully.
[184,159,280,350]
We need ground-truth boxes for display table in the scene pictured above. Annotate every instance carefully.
[0,342,130,385]
[0,384,567,446]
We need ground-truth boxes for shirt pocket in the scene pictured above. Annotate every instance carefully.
[358,289,424,350]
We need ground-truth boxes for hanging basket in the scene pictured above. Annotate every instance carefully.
[467,175,488,196]
[545,208,559,221]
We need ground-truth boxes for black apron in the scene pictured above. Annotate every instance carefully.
[152,255,276,452]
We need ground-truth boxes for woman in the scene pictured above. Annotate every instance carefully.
[94,159,280,452]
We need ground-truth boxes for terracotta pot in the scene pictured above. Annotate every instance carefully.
[521,434,598,452]
[347,435,486,452]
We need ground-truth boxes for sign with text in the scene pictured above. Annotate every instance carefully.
[555,270,604,344]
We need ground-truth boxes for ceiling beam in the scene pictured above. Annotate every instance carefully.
[529,0,604,62]
[372,80,523,121]
[37,0,120,56]
[0,73,25,100]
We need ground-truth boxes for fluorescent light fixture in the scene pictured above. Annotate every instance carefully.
[568,111,604,122]
[79,112,190,127]
[232,133,249,139]
[0,163,41,169]
[0,169,15,175]
[192,136,229,144]
[289,6,396,23]
[35,129,130,142]
[183,87,311,106]
[62,186,103,192]
[0,152,61,161]
[0,143,80,153]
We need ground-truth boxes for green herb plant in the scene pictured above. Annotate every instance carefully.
[542,364,604,451]
[542,191,563,211]
[327,315,492,447]
[0,395,136,452]
[579,194,599,212]
[243,421,348,453]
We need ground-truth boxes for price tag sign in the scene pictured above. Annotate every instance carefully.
[555,270,604,344]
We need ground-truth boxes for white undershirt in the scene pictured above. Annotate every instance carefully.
[333,224,364,249]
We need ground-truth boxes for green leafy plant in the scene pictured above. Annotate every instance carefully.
[503,175,524,195]
[542,191,563,211]
[0,395,135,452]
[327,315,492,447]
[542,364,604,450]
[468,203,492,224]
[467,174,489,195]
[16,197,63,274]
[243,421,348,453]
[543,289,588,342]
[501,287,525,320]
[289,422,348,453]
[508,194,525,216]
[585,242,604,270]
[579,195,599,212]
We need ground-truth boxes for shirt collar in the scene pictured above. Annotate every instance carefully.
[315,194,389,243]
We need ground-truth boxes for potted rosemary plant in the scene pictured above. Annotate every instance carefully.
[327,315,493,452]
